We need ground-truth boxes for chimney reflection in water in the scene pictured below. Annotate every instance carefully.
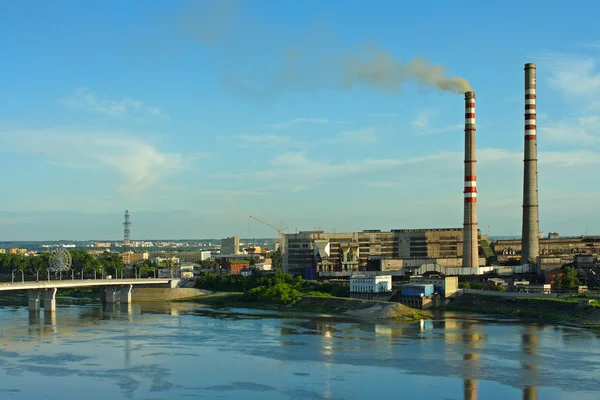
[521,325,539,400]
[462,321,484,400]
[442,319,484,400]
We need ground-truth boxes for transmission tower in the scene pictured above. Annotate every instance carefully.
[123,210,131,250]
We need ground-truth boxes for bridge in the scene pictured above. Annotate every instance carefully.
[0,278,179,313]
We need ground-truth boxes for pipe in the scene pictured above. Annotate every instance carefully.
[462,91,479,269]
[521,63,540,267]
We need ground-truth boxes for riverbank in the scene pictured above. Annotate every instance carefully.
[446,294,600,328]
[132,288,209,302]
[190,293,432,321]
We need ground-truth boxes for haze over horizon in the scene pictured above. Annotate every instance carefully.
[1,0,599,241]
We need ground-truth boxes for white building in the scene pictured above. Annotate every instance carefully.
[350,275,392,293]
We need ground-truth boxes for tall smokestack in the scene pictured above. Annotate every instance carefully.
[521,63,540,266]
[463,91,479,269]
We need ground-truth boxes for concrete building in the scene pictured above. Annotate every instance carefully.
[283,228,482,276]
[178,251,212,263]
[221,236,240,255]
[409,276,459,298]
[493,236,600,269]
[350,275,392,293]
[120,251,149,265]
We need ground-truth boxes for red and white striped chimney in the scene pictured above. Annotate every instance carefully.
[521,63,540,266]
[463,91,479,269]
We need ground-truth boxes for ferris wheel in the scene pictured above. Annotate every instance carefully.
[49,248,72,272]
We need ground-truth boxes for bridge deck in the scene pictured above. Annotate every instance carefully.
[0,278,174,292]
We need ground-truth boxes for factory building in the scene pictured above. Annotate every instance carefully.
[283,228,483,277]
[493,235,600,259]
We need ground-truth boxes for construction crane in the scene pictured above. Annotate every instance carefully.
[248,215,288,254]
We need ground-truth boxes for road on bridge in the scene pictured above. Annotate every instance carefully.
[0,278,175,292]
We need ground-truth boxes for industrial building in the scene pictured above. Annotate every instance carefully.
[349,275,392,293]
[280,62,596,282]
[283,228,484,277]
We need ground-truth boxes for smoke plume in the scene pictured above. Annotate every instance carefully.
[181,0,472,96]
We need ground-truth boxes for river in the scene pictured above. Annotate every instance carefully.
[0,301,598,399]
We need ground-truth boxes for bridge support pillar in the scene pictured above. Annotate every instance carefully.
[120,284,133,304]
[105,286,118,304]
[43,287,57,312]
[28,290,41,312]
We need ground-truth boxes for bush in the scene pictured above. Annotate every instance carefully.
[247,283,300,304]
[194,269,349,303]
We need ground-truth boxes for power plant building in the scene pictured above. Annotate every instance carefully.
[283,228,484,277]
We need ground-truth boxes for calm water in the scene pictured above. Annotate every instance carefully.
[0,301,598,400]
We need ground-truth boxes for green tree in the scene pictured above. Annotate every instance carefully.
[271,249,281,271]
[559,266,580,289]
[99,252,124,278]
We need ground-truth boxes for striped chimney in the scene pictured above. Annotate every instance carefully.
[462,91,479,269]
[521,63,540,266]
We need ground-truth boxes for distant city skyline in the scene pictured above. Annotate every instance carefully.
[1,0,599,240]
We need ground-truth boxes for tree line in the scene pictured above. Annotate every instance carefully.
[0,250,138,280]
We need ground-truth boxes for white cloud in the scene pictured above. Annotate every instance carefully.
[533,51,600,148]
[540,115,600,146]
[264,117,329,130]
[63,87,167,118]
[0,128,182,197]
[218,147,600,190]
[539,52,600,99]
[579,41,600,51]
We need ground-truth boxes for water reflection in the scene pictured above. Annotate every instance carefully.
[521,325,540,400]
[0,304,599,399]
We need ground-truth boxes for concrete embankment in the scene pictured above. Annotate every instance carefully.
[447,293,600,328]
[132,288,210,302]
[196,294,431,321]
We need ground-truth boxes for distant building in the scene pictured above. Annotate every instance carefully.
[227,260,250,275]
[120,251,149,265]
[0,249,5,254]
[8,248,27,255]
[179,262,196,278]
[221,236,240,255]
[493,235,600,261]
[178,251,212,263]
[350,275,392,293]
[152,257,180,267]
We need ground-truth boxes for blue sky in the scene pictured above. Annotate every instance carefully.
[1,0,599,240]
